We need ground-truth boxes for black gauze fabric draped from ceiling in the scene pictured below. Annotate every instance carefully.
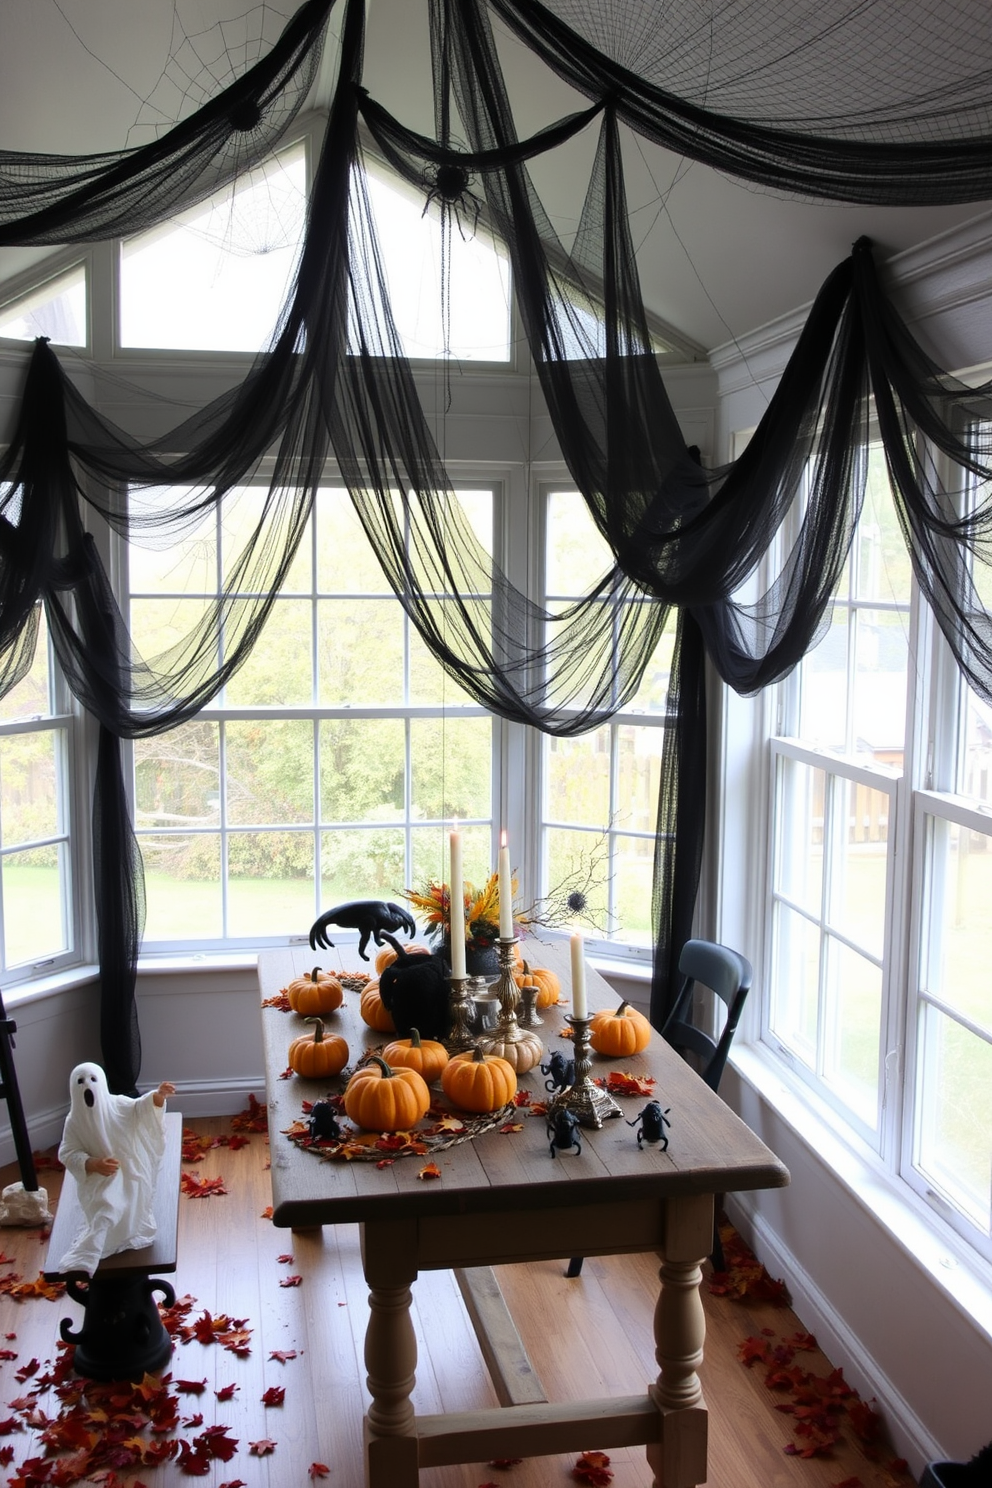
[2,0,992,1084]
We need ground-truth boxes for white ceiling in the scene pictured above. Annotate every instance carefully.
[1,0,989,358]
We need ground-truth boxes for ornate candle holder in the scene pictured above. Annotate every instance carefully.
[517,983,543,1029]
[548,1014,622,1129]
[476,936,544,1073]
[444,973,479,1053]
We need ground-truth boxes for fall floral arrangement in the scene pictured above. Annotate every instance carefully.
[402,870,519,953]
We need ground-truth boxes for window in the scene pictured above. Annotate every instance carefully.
[0,264,87,347]
[0,604,76,978]
[119,143,307,352]
[128,484,495,945]
[765,436,992,1258]
[542,488,675,949]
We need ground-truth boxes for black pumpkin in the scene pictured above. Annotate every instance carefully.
[376,933,451,1040]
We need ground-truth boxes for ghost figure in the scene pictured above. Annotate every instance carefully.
[57,1064,175,1276]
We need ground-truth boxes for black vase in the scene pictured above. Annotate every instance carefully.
[442,940,501,980]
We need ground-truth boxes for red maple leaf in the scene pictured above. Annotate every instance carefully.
[198,1425,239,1461]
[261,1386,285,1406]
[182,1411,204,1428]
[269,1349,298,1363]
[219,1481,248,1488]
[249,1437,277,1455]
[277,1254,294,1264]
[847,1396,883,1440]
[14,1358,39,1382]
[738,1335,772,1366]
[181,1172,228,1199]
[605,1071,656,1097]
[309,1465,331,1480]
[0,1348,17,1360]
[279,1274,303,1288]
[231,1094,269,1132]
[499,1122,523,1133]
[573,1450,614,1485]
[175,1378,208,1395]
[375,1158,395,1168]
[260,1205,274,1219]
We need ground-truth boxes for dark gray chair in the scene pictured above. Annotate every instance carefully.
[566,938,752,1277]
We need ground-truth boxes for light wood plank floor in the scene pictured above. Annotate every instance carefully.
[0,1117,917,1487]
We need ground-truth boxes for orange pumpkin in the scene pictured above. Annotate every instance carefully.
[441,1046,517,1113]
[360,980,396,1033]
[588,1000,652,1057]
[344,1055,431,1131]
[382,1027,449,1083]
[288,1018,349,1079]
[513,961,561,1008]
[374,942,431,975]
[287,966,344,1017]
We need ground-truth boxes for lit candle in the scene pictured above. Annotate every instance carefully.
[498,831,514,939]
[570,931,587,1019]
[449,826,466,980]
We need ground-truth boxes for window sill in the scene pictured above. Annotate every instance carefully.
[3,963,99,1010]
[730,1041,992,1345]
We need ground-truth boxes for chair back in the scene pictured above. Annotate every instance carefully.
[660,938,752,1093]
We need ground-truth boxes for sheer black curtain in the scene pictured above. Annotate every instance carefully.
[1,0,992,1086]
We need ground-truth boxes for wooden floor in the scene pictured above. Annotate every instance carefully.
[0,1115,918,1488]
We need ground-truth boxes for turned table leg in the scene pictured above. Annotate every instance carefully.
[361,1220,420,1488]
[646,1194,712,1488]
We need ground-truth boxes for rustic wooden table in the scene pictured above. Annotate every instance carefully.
[259,943,788,1488]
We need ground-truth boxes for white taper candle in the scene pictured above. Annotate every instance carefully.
[570,931,587,1019]
[498,831,514,939]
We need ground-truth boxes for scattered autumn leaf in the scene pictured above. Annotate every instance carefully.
[181,1172,228,1199]
[231,1094,269,1132]
[499,1122,523,1134]
[260,1206,274,1219]
[572,1451,614,1485]
[176,1378,208,1394]
[215,1383,238,1401]
[261,1385,285,1406]
[605,1071,656,1097]
[277,1253,294,1264]
[309,1465,331,1480]
[249,1437,277,1455]
[279,1274,303,1288]
[418,1161,442,1180]
[269,1349,298,1363]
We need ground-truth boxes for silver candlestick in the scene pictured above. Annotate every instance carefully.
[548,1013,622,1128]
[444,973,478,1053]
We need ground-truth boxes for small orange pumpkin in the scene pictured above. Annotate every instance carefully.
[588,1000,652,1057]
[288,1018,349,1079]
[441,1046,517,1113]
[287,966,344,1017]
[513,960,561,1008]
[344,1055,431,1131]
[382,1027,449,1083]
[374,942,431,975]
[360,980,396,1033]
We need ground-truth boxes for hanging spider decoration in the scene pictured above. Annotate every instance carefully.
[422,161,482,240]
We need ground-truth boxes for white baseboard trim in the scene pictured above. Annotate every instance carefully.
[727,1192,944,1478]
[0,1077,267,1170]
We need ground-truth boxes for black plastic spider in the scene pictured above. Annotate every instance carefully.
[422,161,481,240]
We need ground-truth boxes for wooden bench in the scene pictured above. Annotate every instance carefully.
[43,1112,182,1380]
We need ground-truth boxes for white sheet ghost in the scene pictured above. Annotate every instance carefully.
[57,1063,174,1276]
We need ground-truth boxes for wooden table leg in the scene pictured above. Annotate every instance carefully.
[646,1194,712,1488]
[361,1219,420,1488]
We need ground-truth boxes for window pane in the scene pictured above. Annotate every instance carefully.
[546,491,610,597]
[852,609,908,765]
[770,902,819,1060]
[411,823,492,899]
[410,716,491,822]
[120,145,305,352]
[363,168,511,361]
[321,826,406,902]
[629,620,675,711]
[774,756,824,915]
[320,718,405,822]
[2,844,67,966]
[823,937,881,1128]
[317,600,404,705]
[225,720,314,826]
[613,834,654,944]
[921,816,992,1032]
[224,600,313,707]
[0,264,86,347]
[799,607,848,748]
[0,609,51,723]
[545,827,610,929]
[615,724,662,832]
[916,1003,992,1233]
[0,730,60,846]
[546,729,611,826]
[141,833,222,941]
[830,778,889,961]
[316,488,392,594]
[128,486,217,594]
[135,723,220,829]
[228,832,314,937]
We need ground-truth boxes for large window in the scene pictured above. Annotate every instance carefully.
[766,438,992,1258]
[128,484,495,945]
